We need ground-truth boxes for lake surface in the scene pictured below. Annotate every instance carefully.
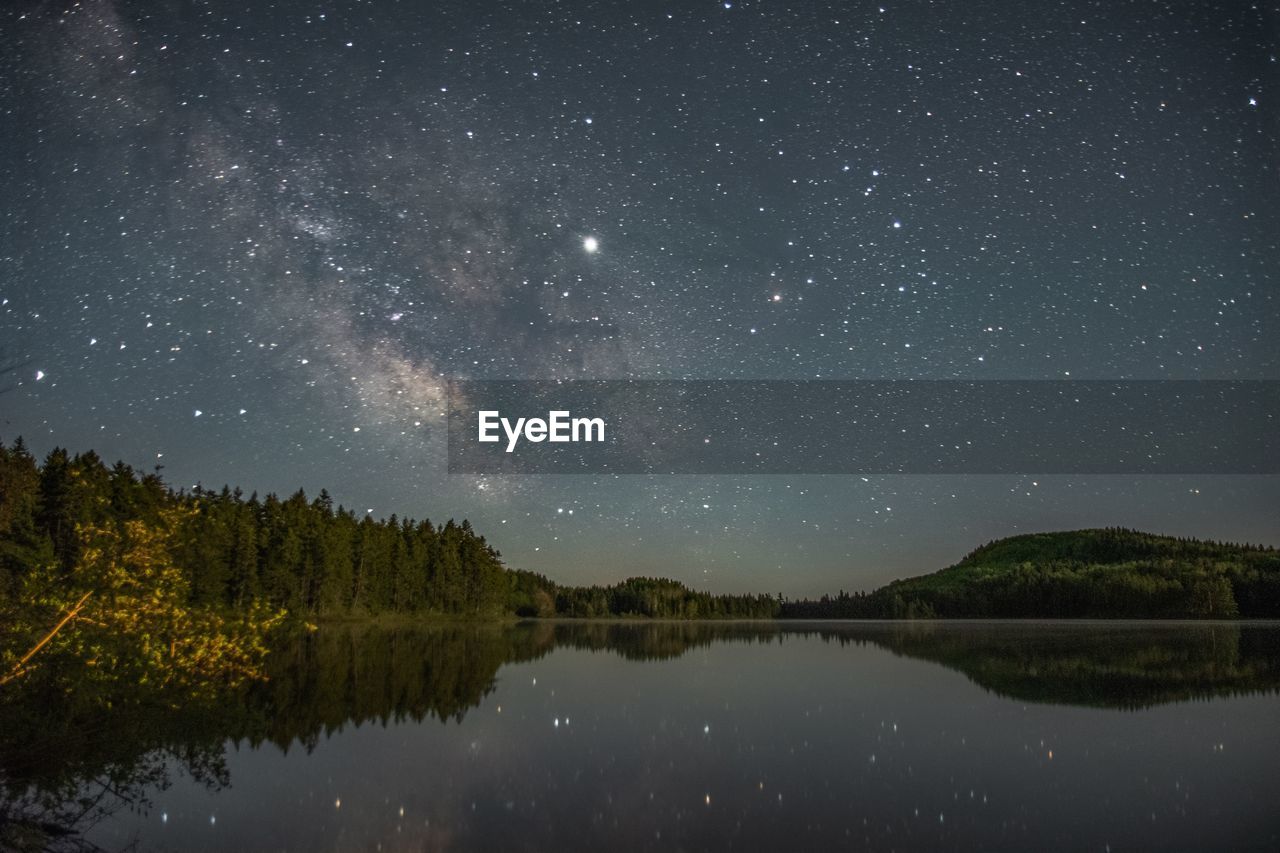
[5,621,1279,851]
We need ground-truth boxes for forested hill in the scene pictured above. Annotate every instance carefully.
[0,440,778,621]
[782,529,1280,619]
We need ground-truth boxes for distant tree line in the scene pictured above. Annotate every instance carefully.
[780,528,1280,619]
[548,576,780,620]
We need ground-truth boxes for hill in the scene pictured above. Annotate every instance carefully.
[783,528,1280,619]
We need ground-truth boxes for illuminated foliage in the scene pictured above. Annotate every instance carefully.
[3,507,283,695]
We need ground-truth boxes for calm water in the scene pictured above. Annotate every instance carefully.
[6,621,1280,851]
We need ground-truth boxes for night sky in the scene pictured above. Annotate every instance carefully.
[2,0,1276,595]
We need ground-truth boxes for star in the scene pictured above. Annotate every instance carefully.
[2,0,1273,608]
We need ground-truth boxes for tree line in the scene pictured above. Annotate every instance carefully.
[780,528,1280,619]
[0,440,776,625]
[3,442,1276,631]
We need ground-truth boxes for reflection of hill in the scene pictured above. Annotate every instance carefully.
[820,622,1280,710]
[568,620,1280,710]
[544,620,1280,710]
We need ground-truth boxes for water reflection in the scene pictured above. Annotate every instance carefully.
[552,620,1280,709]
[2,621,1278,850]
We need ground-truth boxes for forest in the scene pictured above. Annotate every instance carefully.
[781,528,1280,619]
[0,440,779,635]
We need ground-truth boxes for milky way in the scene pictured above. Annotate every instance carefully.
[2,0,1276,593]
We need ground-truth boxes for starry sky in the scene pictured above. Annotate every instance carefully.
[2,0,1277,595]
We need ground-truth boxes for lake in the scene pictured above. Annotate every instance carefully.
[4,621,1278,851]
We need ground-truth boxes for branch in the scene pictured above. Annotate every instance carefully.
[0,591,93,686]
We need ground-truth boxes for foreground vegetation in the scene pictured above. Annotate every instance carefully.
[0,440,778,691]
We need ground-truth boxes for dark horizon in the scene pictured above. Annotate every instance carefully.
[4,437,1277,622]
[4,430,1280,598]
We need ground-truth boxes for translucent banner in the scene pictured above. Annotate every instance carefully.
[445,380,1280,474]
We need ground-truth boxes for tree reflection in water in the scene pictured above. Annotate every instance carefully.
[3,620,1278,849]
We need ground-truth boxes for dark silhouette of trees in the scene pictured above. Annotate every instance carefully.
[0,440,779,624]
[4,442,1275,625]
[782,528,1280,619]
[552,576,780,620]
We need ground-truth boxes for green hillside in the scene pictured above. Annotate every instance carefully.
[828,528,1280,619]
[875,527,1274,614]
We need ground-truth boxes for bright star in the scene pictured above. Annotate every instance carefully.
[583,236,599,253]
